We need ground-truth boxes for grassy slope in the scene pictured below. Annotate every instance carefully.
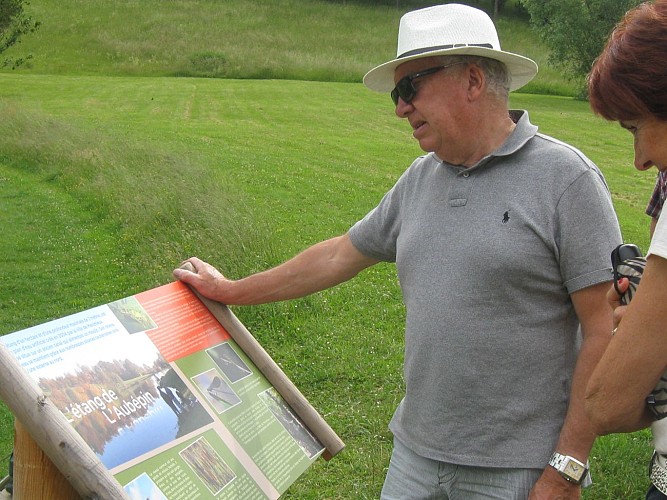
[4,0,577,95]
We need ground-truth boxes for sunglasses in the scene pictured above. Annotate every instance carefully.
[391,62,465,106]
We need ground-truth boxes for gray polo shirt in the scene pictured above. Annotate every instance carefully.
[349,110,622,468]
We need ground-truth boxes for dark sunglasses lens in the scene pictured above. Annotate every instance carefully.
[392,78,415,105]
[391,88,400,105]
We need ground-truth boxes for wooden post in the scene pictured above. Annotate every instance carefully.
[180,263,345,460]
[0,342,130,499]
[13,421,80,499]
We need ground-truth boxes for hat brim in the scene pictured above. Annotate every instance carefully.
[363,46,538,93]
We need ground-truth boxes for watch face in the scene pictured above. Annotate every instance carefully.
[564,460,585,481]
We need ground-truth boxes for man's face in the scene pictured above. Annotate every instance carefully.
[393,57,468,161]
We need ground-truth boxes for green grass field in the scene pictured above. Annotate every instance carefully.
[0,0,659,498]
[5,0,575,95]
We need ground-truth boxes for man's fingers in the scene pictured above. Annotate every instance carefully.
[173,257,202,280]
[612,305,627,327]
[179,260,197,273]
[606,278,628,305]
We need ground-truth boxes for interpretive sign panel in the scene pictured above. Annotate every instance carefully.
[0,281,336,499]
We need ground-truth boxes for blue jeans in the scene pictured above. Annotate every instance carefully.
[647,484,667,499]
[381,437,543,500]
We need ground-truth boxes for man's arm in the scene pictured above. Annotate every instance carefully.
[529,281,613,499]
[172,233,379,305]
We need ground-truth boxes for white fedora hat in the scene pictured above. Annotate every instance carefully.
[363,3,538,93]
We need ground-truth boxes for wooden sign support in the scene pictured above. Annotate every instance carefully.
[12,421,79,499]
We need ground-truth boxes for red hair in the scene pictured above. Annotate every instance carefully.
[588,0,667,121]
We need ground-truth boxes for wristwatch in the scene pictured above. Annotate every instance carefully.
[548,452,589,485]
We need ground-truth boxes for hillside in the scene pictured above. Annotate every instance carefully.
[2,0,575,95]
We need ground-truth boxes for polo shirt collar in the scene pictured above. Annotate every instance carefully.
[496,110,538,157]
[433,109,538,170]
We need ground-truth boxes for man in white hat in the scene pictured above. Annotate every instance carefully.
[175,4,621,498]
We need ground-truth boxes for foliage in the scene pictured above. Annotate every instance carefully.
[519,0,642,94]
[0,0,39,68]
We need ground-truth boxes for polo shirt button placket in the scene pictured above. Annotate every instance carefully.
[449,170,473,207]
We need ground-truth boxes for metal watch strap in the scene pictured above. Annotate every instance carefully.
[548,452,588,485]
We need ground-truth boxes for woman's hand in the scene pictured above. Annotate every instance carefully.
[607,277,629,332]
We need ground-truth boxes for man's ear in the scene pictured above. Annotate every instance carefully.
[466,64,486,101]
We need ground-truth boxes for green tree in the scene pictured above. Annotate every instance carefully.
[519,0,641,94]
[0,0,39,68]
[493,0,507,18]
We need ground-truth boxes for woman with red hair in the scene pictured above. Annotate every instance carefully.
[587,1,667,498]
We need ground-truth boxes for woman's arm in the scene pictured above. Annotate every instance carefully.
[585,254,667,434]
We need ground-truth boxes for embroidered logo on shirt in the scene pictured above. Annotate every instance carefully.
[502,211,510,224]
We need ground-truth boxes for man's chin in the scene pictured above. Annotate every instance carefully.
[414,137,436,154]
